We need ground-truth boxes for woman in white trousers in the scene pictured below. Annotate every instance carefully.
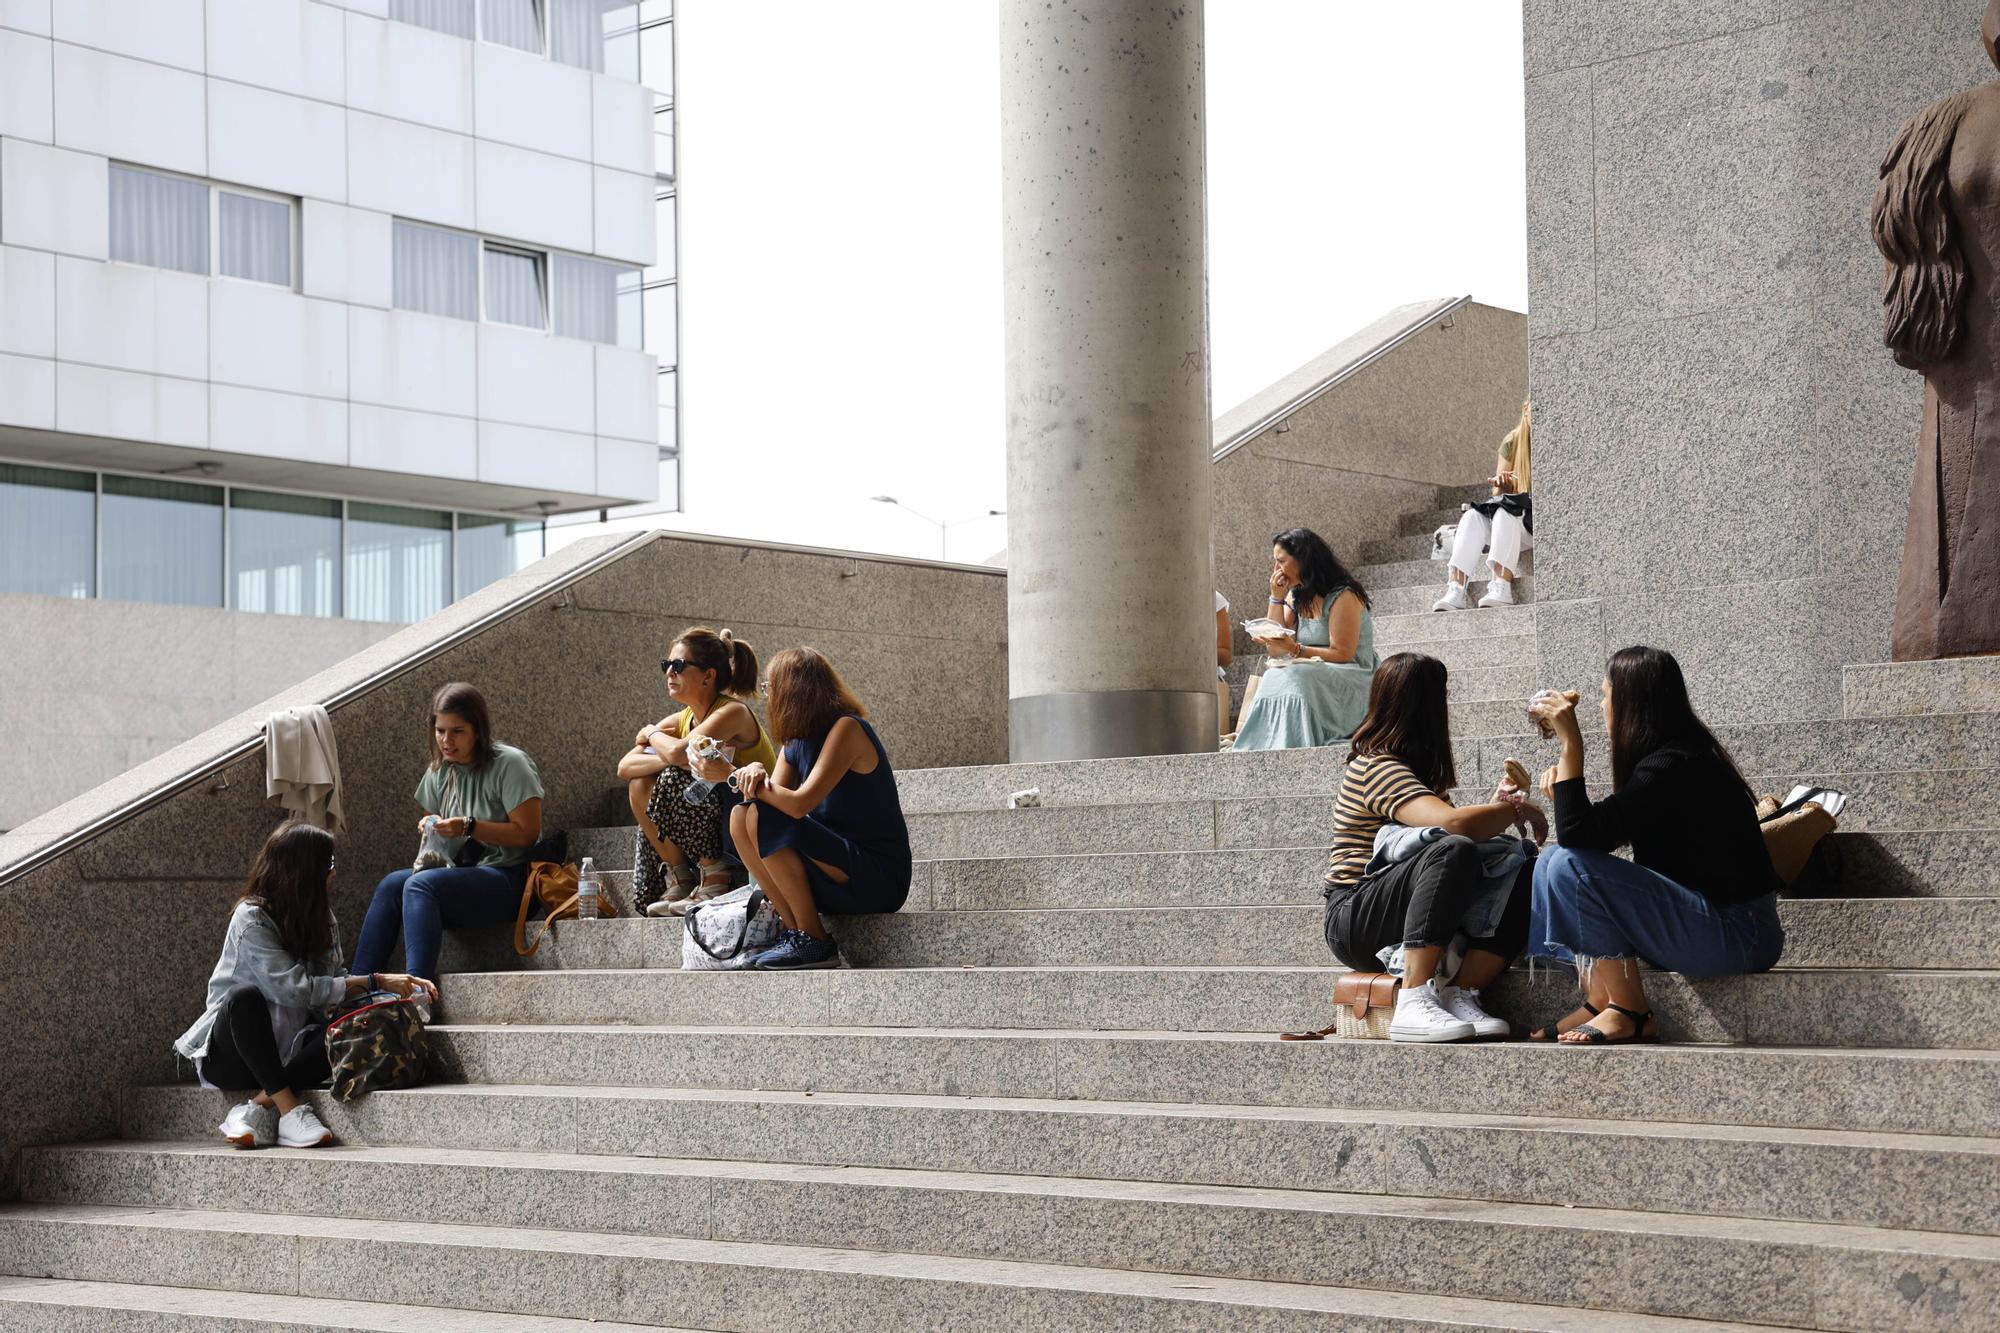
[1437,400,1532,611]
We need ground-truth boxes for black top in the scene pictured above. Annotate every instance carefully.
[1553,746,1780,906]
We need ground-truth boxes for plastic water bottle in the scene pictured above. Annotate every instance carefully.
[577,856,600,920]
[682,736,736,806]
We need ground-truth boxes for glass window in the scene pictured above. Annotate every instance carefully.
[393,220,480,321]
[218,192,291,287]
[346,503,450,624]
[642,282,676,366]
[648,195,675,284]
[656,453,679,510]
[657,367,676,453]
[552,254,640,347]
[109,166,209,275]
[484,244,547,330]
[481,0,542,52]
[0,464,94,599]
[230,490,340,617]
[638,0,671,21]
[102,476,223,607]
[550,0,628,72]
[391,0,475,39]
[640,19,672,100]
[456,514,545,599]
[654,103,674,183]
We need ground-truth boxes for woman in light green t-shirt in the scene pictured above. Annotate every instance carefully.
[352,682,545,982]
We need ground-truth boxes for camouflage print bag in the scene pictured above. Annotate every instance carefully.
[324,992,430,1101]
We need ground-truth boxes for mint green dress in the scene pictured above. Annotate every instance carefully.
[1232,590,1379,750]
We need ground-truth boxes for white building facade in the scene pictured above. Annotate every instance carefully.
[0,0,660,624]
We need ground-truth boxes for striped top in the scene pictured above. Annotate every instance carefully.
[1324,754,1437,891]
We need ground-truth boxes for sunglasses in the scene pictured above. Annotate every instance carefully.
[661,658,697,675]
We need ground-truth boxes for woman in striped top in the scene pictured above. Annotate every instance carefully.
[1322,652,1547,1043]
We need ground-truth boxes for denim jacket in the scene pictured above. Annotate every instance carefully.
[174,901,346,1070]
[1366,824,1531,940]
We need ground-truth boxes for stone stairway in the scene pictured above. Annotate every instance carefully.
[5,490,2000,1328]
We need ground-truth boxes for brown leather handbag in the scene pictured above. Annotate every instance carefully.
[1279,971,1401,1041]
[513,860,617,957]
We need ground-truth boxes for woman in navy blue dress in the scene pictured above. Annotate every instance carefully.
[727,647,912,969]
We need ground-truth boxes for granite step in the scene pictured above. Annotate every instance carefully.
[1360,526,1538,568]
[0,1279,678,1332]
[0,1202,1801,1333]
[16,1145,2000,1322]
[1370,578,1537,616]
[1397,501,1477,537]
[1846,657,2000,719]
[1374,603,1537,645]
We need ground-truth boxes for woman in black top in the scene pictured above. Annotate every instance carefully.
[1528,646,1784,1044]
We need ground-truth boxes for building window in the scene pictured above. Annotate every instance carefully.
[217,191,292,287]
[393,220,480,321]
[639,15,671,100]
[101,476,223,607]
[552,254,640,347]
[0,464,94,599]
[456,514,545,599]
[483,243,547,330]
[391,0,476,39]
[109,165,209,276]
[230,490,341,617]
[550,0,637,73]
[346,503,451,624]
[481,0,543,52]
[642,281,676,366]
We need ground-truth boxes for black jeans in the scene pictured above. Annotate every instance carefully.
[199,984,330,1097]
[1323,834,1532,972]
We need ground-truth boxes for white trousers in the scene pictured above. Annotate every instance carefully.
[1449,505,1529,580]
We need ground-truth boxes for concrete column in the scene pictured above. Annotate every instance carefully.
[1000,0,1215,763]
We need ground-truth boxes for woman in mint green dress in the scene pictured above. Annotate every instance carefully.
[1233,528,1379,750]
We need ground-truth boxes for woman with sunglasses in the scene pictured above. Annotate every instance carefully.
[619,626,777,914]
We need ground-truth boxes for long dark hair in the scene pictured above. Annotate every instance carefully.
[1606,646,1750,795]
[428,681,496,769]
[236,821,335,962]
[1347,652,1454,793]
[765,646,867,748]
[1273,527,1370,614]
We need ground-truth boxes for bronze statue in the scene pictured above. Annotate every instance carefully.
[1872,0,2000,660]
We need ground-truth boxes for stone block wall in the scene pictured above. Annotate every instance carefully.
[1523,0,1987,719]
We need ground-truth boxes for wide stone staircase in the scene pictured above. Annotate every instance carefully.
[4,486,2000,1329]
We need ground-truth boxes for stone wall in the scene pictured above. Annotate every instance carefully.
[1524,0,1985,720]
[0,531,1006,1195]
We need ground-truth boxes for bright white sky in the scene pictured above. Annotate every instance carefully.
[554,1,1527,564]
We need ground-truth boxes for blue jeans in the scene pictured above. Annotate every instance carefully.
[1530,846,1783,978]
[353,863,528,981]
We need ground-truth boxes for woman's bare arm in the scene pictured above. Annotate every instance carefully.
[1297,590,1362,664]
[754,718,872,819]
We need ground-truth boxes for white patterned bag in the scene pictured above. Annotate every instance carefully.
[681,884,781,971]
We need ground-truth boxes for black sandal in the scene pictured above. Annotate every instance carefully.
[1528,1001,1598,1042]
[1561,1001,1660,1045]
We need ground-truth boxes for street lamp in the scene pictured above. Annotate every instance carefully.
[870,495,1006,561]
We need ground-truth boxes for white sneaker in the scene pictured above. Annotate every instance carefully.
[1388,980,1477,1043]
[218,1100,275,1149]
[1432,582,1470,612]
[1435,984,1510,1040]
[276,1104,333,1148]
[1477,580,1516,608]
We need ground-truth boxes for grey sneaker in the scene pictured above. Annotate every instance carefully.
[218,1099,276,1149]
[277,1104,333,1148]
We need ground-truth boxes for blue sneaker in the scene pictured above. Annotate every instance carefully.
[753,927,841,970]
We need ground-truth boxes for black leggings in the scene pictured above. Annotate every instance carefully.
[199,985,330,1097]
[1323,834,1532,972]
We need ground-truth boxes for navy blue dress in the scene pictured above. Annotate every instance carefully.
[756,716,913,915]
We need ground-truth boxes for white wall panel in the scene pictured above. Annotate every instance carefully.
[54,0,205,73]
[211,384,349,465]
[478,420,593,490]
[478,323,592,433]
[350,402,476,476]
[53,44,206,175]
[206,0,346,103]
[347,110,474,228]
[209,82,346,203]
[0,352,55,428]
[474,141,590,252]
[0,140,107,258]
[594,437,656,503]
[301,200,391,308]
[56,255,207,378]
[590,72,651,176]
[474,42,591,162]
[56,362,207,447]
[0,245,54,356]
[592,344,654,444]
[344,13,471,134]
[0,28,54,142]
[349,305,476,417]
[210,283,347,399]
[0,1,52,36]
[591,165,653,266]
[317,0,386,14]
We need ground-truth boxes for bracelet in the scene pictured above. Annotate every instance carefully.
[1268,596,1286,605]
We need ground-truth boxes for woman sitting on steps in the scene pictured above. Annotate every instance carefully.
[1436,399,1532,611]
[1232,527,1379,750]
[1527,646,1786,1044]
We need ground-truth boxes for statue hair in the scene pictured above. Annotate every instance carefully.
[1873,90,1976,370]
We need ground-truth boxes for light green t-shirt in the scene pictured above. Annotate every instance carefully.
[414,742,545,868]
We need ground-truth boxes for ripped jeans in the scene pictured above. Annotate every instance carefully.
[1529,845,1783,980]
